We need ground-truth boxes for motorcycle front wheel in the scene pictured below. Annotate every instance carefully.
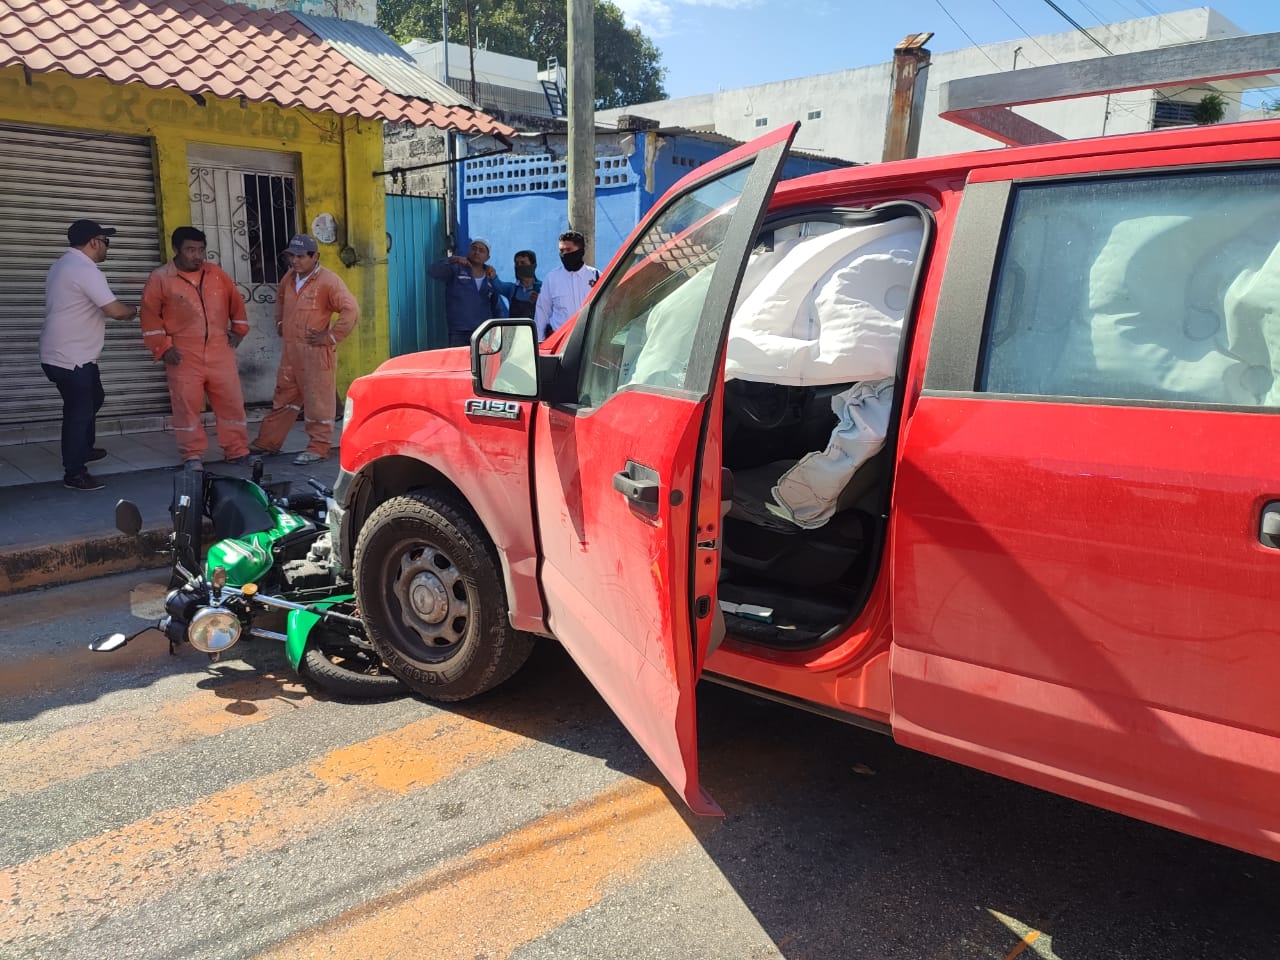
[298,616,406,699]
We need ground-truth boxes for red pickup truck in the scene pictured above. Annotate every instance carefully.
[332,120,1280,862]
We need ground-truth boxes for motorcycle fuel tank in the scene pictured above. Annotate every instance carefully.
[205,512,311,586]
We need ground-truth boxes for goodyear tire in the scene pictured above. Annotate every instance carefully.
[352,491,534,701]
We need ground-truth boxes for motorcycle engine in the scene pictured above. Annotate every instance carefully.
[280,532,336,591]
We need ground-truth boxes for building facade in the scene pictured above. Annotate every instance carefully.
[596,9,1258,164]
[0,0,506,436]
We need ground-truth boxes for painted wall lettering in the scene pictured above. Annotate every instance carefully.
[0,77,77,112]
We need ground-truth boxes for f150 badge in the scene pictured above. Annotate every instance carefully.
[464,399,522,420]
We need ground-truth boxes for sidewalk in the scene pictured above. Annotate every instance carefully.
[0,416,343,595]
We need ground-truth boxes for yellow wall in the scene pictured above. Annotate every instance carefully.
[0,66,389,392]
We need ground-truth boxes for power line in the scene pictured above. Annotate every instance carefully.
[931,0,1007,72]
[987,0,1059,63]
[1038,0,1114,54]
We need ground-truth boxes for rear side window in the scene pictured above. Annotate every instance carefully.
[981,169,1280,406]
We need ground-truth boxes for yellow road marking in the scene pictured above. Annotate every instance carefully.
[0,711,526,941]
[1004,928,1042,959]
[0,672,309,800]
[254,777,699,960]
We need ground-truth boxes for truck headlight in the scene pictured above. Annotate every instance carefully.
[187,607,242,654]
[343,395,354,424]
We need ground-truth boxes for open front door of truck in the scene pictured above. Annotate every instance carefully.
[530,125,796,813]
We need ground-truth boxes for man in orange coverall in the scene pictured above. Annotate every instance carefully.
[140,226,251,465]
[250,234,359,465]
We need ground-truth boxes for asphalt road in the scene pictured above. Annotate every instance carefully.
[3,571,1279,960]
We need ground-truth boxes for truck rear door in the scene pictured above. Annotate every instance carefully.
[891,139,1280,860]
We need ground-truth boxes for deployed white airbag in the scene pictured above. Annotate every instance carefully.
[726,218,921,386]
[726,218,920,528]
[767,379,895,529]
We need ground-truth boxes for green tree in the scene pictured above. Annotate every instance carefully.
[378,0,666,109]
[1191,92,1226,125]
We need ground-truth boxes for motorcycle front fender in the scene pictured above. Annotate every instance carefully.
[284,593,355,670]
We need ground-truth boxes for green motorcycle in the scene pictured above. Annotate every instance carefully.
[90,463,404,699]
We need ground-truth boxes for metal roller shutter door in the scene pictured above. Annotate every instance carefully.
[0,122,167,426]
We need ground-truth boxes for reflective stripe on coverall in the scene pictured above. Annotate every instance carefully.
[139,262,250,461]
[253,266,359,458]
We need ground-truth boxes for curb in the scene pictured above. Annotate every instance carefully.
[0,526,172,596]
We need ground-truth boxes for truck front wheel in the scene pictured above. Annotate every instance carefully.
[352,491,533,701]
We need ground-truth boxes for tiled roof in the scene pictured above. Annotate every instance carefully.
[0,0,516,137]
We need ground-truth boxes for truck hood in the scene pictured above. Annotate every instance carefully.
[373,347,470,376]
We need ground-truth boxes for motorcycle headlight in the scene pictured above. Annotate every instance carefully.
[187,607,243,654]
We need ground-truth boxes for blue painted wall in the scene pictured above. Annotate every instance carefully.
[456,131,847,287]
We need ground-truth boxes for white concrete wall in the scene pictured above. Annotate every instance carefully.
[246,0,376,26]
[403,40,546,95]
[599,8,1250,164]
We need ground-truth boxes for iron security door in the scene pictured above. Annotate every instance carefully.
[188,145,298,407]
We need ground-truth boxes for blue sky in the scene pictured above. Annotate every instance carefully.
[614,0,1280,105]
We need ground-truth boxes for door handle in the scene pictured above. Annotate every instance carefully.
[613,461,660,516]
[1260,501,1280,549]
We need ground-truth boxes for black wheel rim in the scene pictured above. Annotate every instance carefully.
[383,536,471,663]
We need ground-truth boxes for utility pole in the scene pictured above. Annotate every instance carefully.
[442,0,457,253]
[567,0,595,262]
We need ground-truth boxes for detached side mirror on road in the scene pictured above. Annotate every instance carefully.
[114,500,143,537]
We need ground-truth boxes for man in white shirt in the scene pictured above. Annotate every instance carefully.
[534,230,599,340]
[39,219,138,491]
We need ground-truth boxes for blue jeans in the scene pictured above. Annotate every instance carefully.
[41,361,104,478]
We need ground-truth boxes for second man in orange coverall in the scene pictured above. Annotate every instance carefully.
[140,226,251,465]
[251,234,359,465]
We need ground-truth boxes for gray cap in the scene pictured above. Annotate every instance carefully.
[283,234,318,255]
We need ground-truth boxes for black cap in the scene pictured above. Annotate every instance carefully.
[68,219,118,247]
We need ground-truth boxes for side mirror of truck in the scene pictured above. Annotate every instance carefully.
[470,319,541,400]
[114,499,143,537]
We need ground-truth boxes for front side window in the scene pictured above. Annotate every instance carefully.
[577,165,753,407]
[982,168,1280,406]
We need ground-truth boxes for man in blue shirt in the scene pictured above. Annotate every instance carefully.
[428,238,507,347]
[496,249,540,320]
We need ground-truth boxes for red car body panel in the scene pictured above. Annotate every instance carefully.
[340,358,546,633]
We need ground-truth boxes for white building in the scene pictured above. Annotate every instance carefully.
[244,0,376,26]
[597,8,1269,163]
[402,40,565,120]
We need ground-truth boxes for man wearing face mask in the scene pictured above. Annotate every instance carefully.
[534,230,599,340]
[496,249,540,320]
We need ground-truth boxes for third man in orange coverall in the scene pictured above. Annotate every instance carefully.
[140,226,251,465]
[251,234,359,465]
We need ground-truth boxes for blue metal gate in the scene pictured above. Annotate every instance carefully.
[386,194,447,355]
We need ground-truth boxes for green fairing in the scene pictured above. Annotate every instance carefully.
[204,512,311,586]
[285,594,354,669]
